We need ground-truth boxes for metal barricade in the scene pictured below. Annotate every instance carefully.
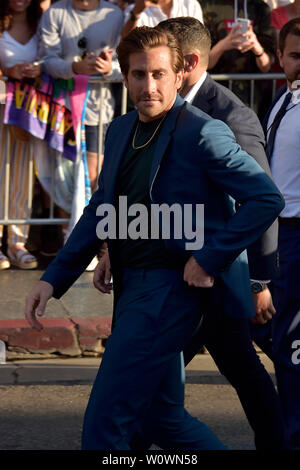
[210,73,285,110]
[0,73,285,229]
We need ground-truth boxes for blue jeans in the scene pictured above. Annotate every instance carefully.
[81,268,226,450]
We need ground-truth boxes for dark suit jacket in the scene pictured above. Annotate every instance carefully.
[192,74,279,280]
[262,83,288,159]
[42,95,284,320]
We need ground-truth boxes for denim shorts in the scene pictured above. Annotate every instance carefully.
[85,123,110,154]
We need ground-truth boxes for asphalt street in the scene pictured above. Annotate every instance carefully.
[0,383,254,451]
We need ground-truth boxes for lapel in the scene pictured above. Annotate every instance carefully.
[191,74,216,115]
[149,94,185,195]
[104,110,138,204]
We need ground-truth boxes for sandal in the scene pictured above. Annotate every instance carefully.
[0,251,10,270]
[7,247,38,270]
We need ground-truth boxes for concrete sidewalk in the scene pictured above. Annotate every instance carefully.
[0,267,114,359]
[0,353,275,386]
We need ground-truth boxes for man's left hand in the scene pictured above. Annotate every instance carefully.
[251,287,276,325]
[183,256,214,288]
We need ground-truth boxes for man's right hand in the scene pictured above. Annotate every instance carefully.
[251,287,276,325]
[25,281,53,331]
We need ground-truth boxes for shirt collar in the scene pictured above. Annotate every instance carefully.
[184,72,207,104]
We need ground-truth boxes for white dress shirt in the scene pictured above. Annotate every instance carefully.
[183,72,207,103]
[267,89,300,218]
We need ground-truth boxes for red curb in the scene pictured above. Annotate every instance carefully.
[0,318,79,354]
[0,317,112,358]
[72,317,112,353]
[73,317,112,337]
[0,318,73,329]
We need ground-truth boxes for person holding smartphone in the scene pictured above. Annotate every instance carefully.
[122,0,203,38]
[0,0,43,271]
[201,0,276,118]
[39,0,123,195]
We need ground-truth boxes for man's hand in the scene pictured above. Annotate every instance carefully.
[183,256,214,288]
[72,54,98,75]
[251,287,276,325]
[93,251,113,294]
[94,49,113,75]
[24,281,54,331]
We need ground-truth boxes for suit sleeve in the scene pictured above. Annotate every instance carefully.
[226,105,279,280]
[192,119,284,277]
[41,171,105,298]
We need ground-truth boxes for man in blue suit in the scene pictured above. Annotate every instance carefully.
[25,26,284,450]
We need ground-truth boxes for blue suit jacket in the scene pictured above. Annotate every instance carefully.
[42,95,284,319]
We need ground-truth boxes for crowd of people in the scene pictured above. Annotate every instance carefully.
[0,0,298,270]
[0,0,299,451]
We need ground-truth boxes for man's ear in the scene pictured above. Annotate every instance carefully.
[122,73,128,89]
[175,69,184,90]
[277,48,283,69]
[184,53,200,73]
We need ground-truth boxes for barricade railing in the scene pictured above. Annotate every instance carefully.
[0,73,285,228]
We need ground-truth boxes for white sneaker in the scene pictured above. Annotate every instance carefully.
[85,256,98,272]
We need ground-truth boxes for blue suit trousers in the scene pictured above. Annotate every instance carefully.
[81,268,226,450]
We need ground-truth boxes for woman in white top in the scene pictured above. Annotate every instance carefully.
[122,0,203,38]
[0,0,43,270]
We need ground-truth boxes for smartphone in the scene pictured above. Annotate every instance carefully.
[234,18,251,41]
[32,59,44,66]
[99,47,113,59]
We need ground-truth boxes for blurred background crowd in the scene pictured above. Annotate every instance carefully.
[0,0,299,272]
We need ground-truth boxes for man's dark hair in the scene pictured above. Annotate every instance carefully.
[155,17,211,65]
[279,17,300,53]
[117,26,184,76]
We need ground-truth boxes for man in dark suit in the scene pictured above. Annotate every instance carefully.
[251,18,300,449]
[97,17,288,448]
[153,17,288,449]
[25,26,284,450]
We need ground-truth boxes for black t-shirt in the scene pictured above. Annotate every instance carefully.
[114,117,184,269]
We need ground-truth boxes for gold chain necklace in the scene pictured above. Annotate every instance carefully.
[132,115,167,150]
